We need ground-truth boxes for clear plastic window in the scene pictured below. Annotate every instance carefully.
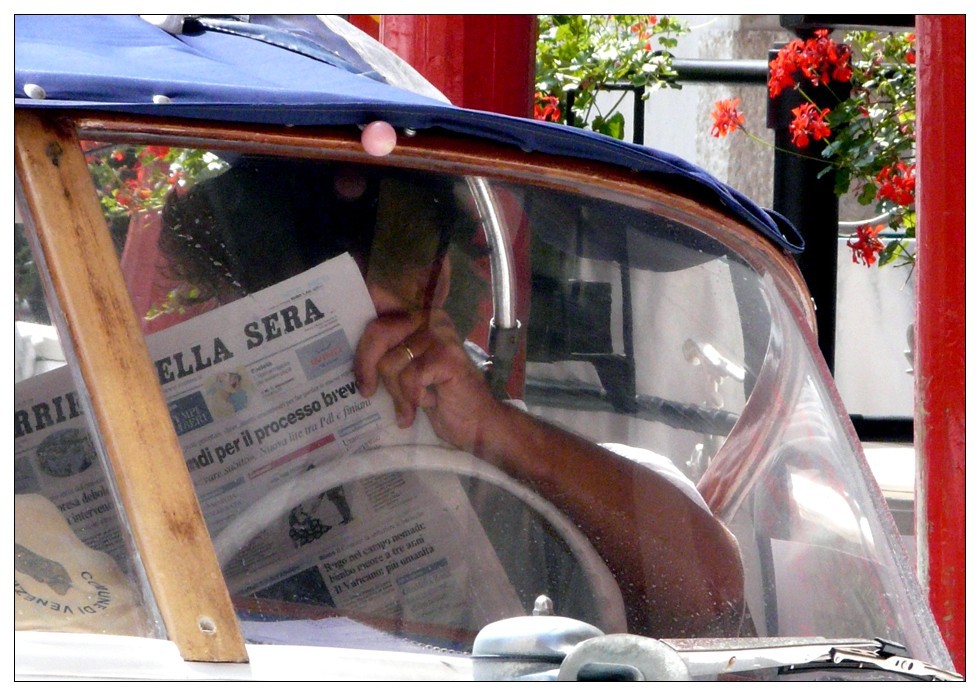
[14,206,163,639]
[71,142,946,669]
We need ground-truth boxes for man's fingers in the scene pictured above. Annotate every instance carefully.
[354,308,473,431]
[354,313,422,396]
[377,340,430,427]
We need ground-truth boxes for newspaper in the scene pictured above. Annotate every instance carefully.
[15,368,128,566]
[14,253,523,632]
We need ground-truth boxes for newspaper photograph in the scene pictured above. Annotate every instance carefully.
[15,253,523,631]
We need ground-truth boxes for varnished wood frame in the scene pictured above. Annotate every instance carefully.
[14,108,815,664]
[15,111,247,663]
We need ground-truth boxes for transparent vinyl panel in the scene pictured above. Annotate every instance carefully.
[521,193,766,480]
[68,142,944,666]
[14,202,164,640]
[706,286,953,669]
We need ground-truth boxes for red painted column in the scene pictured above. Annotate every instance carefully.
[377,15,536,117]
[346,15,379,40]
[914,14,965,675]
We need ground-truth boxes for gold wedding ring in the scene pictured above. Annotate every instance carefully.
[401,343,416,362]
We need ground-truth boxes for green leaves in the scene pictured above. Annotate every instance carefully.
[824,30,917,265]
[591,112,626,139]
[536,15,688,138]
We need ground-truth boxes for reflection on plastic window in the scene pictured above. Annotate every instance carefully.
[14,222,162,638]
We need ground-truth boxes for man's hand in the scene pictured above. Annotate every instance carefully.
[353,309,503,452]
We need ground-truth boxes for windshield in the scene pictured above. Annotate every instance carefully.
[14,140,949,670]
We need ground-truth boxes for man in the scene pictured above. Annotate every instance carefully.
[161,155,745,638]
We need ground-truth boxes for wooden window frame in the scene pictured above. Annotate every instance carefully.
[15,111,247,663]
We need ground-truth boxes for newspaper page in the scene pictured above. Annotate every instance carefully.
[14,253,523,631]
[14,367,128,566]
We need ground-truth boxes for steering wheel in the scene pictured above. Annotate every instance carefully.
[212,444,628,633]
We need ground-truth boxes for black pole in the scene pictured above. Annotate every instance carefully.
[631,86,644,145]
[767,38,850,374]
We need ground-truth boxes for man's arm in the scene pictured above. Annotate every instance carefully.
[354,308,745,637]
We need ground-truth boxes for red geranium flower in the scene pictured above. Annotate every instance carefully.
[710,98,746,138]
[629,17,655,50]
[768,29,851,98]
[847,224,886,266]
[788,103,831,148]
[875,162,916,206]
[767,48,799,97]
[534,92,562,123]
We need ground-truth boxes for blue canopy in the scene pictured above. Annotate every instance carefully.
[14,14,802,253]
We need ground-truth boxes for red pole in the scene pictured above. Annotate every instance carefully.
[377,15,536,117]
[346,15,380,40]
[914,14,965,675]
